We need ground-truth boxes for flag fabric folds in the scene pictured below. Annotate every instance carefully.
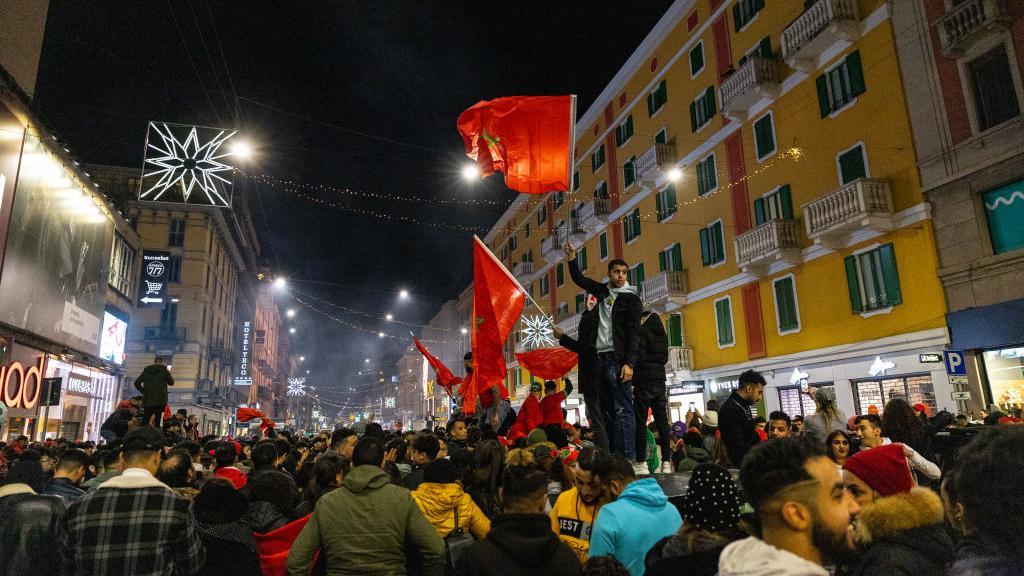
[462,236,526,415]
[413,337,460,397]
[515,347,578,380]
[236,407,276,433]
[457,95,573,194]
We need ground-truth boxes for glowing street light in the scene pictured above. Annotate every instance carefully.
[461,163,480,181]
[398,289,409,300]
[286,309,296,318]
[289,327,296,334]
[460,328,468,335]
[274,277,287,290]
[299,355,306,362]
[364,358,370,363]
[385,313,393,321]
[230,139,254,160]
[667,167,683,182]
[378,332,385,338]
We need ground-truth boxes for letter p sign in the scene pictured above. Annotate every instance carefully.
[944,350,967,376]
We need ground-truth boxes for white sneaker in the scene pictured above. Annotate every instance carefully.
[658,461,674,474]
[632,461,650,475]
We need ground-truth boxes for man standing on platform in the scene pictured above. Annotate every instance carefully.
[633,306,673,474]
[555,301,609,451]
[133,356,174,427]
[564,241,642,473]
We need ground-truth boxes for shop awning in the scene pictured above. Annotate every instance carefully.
[948,297,1024,350]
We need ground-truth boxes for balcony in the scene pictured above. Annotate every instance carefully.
[195,378,215,392]
[512,261,534,283]
[803,178,894,249]
[208,338,225,358]
[635,142,677,188]
[781,0,859,73]
[541,229,568,263]
[720,57,781,122]
[641,271,688,313]
[578,198,611,228]
[734,219,802,276]
[569,213,586,243]
[938,0,1012,58]
[667,347,694,374]
[220,348,236,366]
[556,312,580,338]
[144,326,186,343]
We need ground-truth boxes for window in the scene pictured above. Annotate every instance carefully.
[557,301,569,317]
[623,156,637,188]
[599,232,609,260]
[984,179,1024,254]
[624,209,642,243]
[525,222,530,239]
[753,112,776,161]
[500,245,509,261]
[668,314,683,347]
[160,302,178,328]
[733,0,764,31]
[553,191,564,209]
[696,153,717,196]
[659,243,683,272]
[656,184,678,221]
[108,234,136,296]
[754,185,793,225]
[655,128,668,144]
[575,292,586,312]
[508,234,517,252]
[778,385,828,417]
[595,181,609,199]
[572,170,580,192]
[168,256,182,283]
[538,204,547,225]
[689,41,705,77]
[714,297,734,347]
[837,144,867,185]
[557,263,565,286]
[772,275,800,333]
[845,243,902,313]
[540,274,550,297]
[592,144,606,172]
[615,115,634,146]
[738,37,773,66]
[524,250,533,263]
[700,220,726,266]
[628,263,645,295]
[168,219,186,247]
[647,80,668,117]
[967,45,1021,132]
[853,375,936,415]
[690,86,717,132]
[577,246,589,271]
[816,51,866,117]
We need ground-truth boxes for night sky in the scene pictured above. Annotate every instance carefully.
[33,1,673,408]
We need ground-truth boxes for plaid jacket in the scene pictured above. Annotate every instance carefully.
[64,469,205,576]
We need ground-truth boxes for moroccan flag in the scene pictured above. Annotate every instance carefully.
[515,347,578,380]
[457,95,575,194]
[413,337,460,397]
[463,236,526,415]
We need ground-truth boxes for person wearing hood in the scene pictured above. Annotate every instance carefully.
[676,430,711,472]
[193,477,261,576]
[412,458,490,540]
[632,308,672,474]
[554,297,610,452]
[645,463,746,576]
[286,437,445,576]
[564,242,642,469]
[718,437,860,576]
[458,450,581,576]
[589,453,681,575]
[132,355,174,427]
[839,444,953,576]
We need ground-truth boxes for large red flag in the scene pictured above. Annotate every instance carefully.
[515,347,578,380]
[412,337,460,397]
[457,95,574,194]
[463,236,526,415]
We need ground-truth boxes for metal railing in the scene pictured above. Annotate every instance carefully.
[634,143,676,185]
[667,347,694,373]
[735,219,801,268]
[642,271,688,304]
[803,178,893,238]
[578,198,611,226]
[719,56,780,114]
[512,261,533,279]
[781,0,859,61]
[939,0,1011,56]
[144,326,186,342]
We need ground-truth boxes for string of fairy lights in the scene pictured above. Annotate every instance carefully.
[289,290,464,345]
[288,286,458,331]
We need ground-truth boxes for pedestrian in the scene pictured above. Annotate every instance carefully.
[466,352,516,435]
[540,378,573,448]
[853,414,939,481]
[804,387,847,440]
[550,446,607,563]
[99,400,134,443]
[792,415,806,435]
[247,469,299,534]
[157,450,199,500]
[213,441,249,491]
[718,437,860,576]
[582,556,631,576]
[82,448,121,491]
[645,463,745,576]
[632,306,672,474]
[329,426,358,459]
[826,430,852,468]
[675,430,711,472]
[412,458,491,540]
[286,437,445,575]
[295,451,348,516]
[133,356,174,427]
[718,370,765,466]
[564,241,642,467]
[881,398,935,482]
[589,453,682,575]
[555,302,610,452]
[40,447,89,502]
[464,439,505,518]
[507,381,543,442]
[64,426,205,576]
[0,451,67,576]
[446,418,471,462]
[840,444,953,576]
[767,411,792,439]
[192,477,261,576]
[457,449,582,576]
[404,432,441,491]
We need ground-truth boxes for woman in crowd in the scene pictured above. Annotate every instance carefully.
[411,458,490,540]
[295,452,348,517]
[826,429,852,468]
[805,387,847,440]
[464,439,504,518]
[247,469,298,534]
[881,399,933,463]
[193,477,261,576]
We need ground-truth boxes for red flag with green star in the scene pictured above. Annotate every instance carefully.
[457,95,574,194]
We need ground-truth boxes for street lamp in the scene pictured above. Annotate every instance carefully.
[461,164,480,181]
[230,139,254,160]
[667,167,683,183]
[460,327,468,335]
[385,313,393,321]
[299,355,305,362]
[398,290,409,300]
[289,327,296,334]
[286,309,296,318]
[274,277,287,290]
[378,332,385,338]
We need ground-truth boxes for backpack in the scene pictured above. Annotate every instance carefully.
[444,503,475,574]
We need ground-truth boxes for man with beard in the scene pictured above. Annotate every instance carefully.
[550,447,606,563]
[718,437,860,576]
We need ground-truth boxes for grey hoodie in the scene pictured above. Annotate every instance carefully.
[596,283,639,353]
[718,536,830,576]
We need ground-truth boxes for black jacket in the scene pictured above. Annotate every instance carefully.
[842,489,953,576]
[557,307,598,395]
[0,488,66,576]
[719,392,759,466]
[99,408,132,439]
[634,311,669,392]
[133,363,174,408]
[568,259,642,368]
[457,513,582,576]
[645,535,727,576]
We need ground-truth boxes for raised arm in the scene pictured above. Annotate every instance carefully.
[565,242,606,296]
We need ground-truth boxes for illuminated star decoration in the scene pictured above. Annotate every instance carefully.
[385,397,396,409]
[789,368,809,385]
[520,315,556,349]
[868,356,896,377]
[141,122,236,206]
[286,377,307,396]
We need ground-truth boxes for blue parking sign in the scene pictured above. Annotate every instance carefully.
[944,350,967,375]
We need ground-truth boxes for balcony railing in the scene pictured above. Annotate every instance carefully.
[144,326,186,342]
[781,0,859,72]
[196,378,215,392]
[642,271,688,312]
[635,143,677,187]
[667,347,694,374]
[541,229,568,263]
[720,56,781,121]
[803,178,894,248]
[208,338,225,358]
[219,348,236,366]
[578,198,611,227]
[512,261,534,283]
[569,213,586,242]
[938,0,1011,57]
[734,219,802,276]
[556,312,581,338]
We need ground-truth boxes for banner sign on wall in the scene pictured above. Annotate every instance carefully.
[234,320,252,385]
[138,251,170,307]
[0,102,25,281]
[100,308,129,365]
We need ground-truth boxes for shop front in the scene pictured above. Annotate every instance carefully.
[667,381,707,424]
[1,342,46,441]
[44,358,119,442]
[948,298,1024,415]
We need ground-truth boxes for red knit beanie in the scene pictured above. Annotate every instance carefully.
[843,444,914,496]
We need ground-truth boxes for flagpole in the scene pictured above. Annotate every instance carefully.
[473,235,549,319]
[567,94,577,203]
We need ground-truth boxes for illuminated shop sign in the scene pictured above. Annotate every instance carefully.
[235,320,252,385]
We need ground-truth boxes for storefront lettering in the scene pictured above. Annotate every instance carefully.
[1,356,45,410]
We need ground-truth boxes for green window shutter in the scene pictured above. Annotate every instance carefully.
[778,185,793,219]
[672,244,683,270]
[557,263,564,285]
[576,293,585,312]
[633,209,641,238]
[733,3,742,31]
[658,81,667,105]
[626,115,634,138]
[878,243,902,306]
[690,44,704,74]
[775,277,797,331]
[689,101,698,132]
[636,263,645,286]
[647,92,656,117]
[758,36,772,58]
[659,250,667,272]
[656,191,664,221]
[655,130,667,144]
[667,185,677,215]
[707,156,717,192]
[816,74,831,118]
[839,146,866,184]
[669,314,682,347]
[705,86,716,117]
[713,221,725,262]
[755,116,774,158]
[700,227,711,265]
[572,171,579,191]
[754,0,765,10]
[754,198,766,225]
[716,300,733,345]
[599,232,608,259]
[847,50,866,97]
[696,161,706,195]
[844,255,864,313]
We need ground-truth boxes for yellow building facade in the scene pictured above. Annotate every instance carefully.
[485,0,954,422]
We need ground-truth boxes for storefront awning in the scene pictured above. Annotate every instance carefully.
[948,297,1024,350]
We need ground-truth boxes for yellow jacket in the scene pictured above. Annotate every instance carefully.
[411,482,491,540]
[550,486,601,563]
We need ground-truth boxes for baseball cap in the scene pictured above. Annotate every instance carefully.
[122,426,164,452]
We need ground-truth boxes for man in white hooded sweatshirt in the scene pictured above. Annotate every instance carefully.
[718,437,860,576]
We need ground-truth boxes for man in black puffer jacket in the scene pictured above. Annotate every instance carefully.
[633,308,672,474]
[554,304,609,451]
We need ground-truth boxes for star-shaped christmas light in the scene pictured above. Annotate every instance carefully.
[141,122,236,206]
[286,377,307,396]
[520,315,555,349]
